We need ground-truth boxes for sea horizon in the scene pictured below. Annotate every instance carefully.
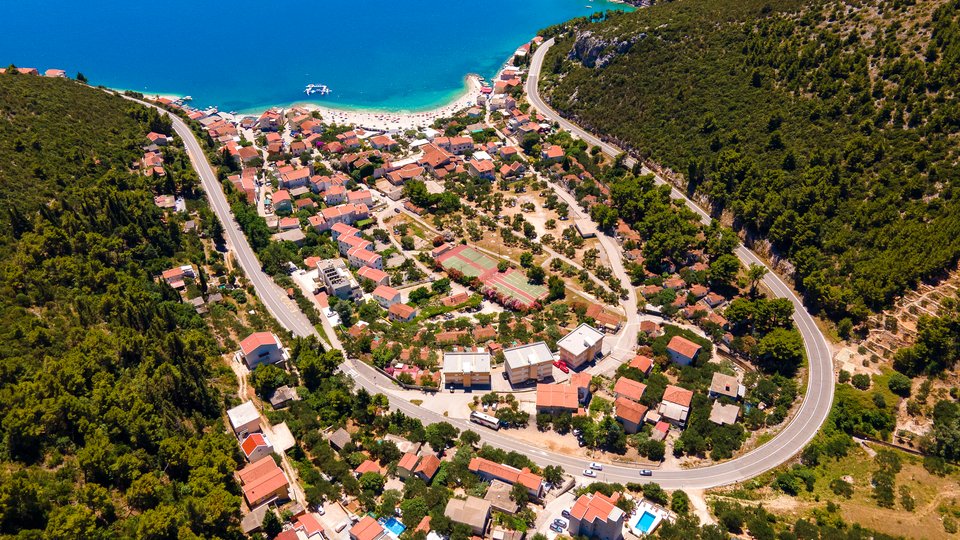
[1,0,630,113]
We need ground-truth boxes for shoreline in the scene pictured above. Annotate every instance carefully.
[289,74,485,132]
[139,73,485,133]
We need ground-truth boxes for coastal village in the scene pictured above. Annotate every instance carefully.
[133,32,803,540]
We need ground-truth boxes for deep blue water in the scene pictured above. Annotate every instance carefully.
[2,0,629,112]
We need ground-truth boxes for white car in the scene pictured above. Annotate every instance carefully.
[582,469,597,478]
[589,462,603,471]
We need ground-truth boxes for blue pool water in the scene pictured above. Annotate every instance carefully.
[636,511,657,533]
[380,517,406,536]
[1,0,630,112]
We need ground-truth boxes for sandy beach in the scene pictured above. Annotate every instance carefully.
[286,75,483,133]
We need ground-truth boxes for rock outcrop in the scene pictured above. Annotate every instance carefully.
[568,30,645,68]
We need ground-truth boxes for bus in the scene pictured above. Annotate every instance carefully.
[470,411,501,430]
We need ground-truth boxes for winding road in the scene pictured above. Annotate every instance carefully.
[151,37,834,488]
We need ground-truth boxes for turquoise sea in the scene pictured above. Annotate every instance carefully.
[2,0,629,112]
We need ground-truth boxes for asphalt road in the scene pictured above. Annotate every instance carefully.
[153,105,319,340]
[521,39,835,488]
[150,55,833,488]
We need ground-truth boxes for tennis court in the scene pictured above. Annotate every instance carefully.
[483,268,548,308]
[436,245,498,278]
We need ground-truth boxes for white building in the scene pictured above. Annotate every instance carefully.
[239,332,289,369]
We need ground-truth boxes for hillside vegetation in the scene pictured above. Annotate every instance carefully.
[0,73,240,537]
[541,0,960,323]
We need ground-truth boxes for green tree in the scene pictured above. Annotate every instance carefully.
[251,363,289,397]
[670,490,690,514]
[425,422,460,452]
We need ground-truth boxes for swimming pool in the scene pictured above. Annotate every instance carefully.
[636,511,656,533]
[380,517,406,537]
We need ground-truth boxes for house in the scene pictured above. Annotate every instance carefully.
[227,401,261,435]
[237,457,289,507]
[269,385,298,408]
[372,285,401,308]
[397,453,421,479]
[354,459,381,476]
[666,335,701,366]
[348,246,383,270]
[503,342,554,385]
[442,292,469,307]
[650,421,670,442]
[277,216,300,231]
[273,229,306,245]
[279,167,311,189]
[568,491,625,540]
[240,504,269,535]
[613,377,647,402]
[704,292,726,308]
[338,233,371,255]
[331,222,362,241]
[347,189,374,207]
[293,512,326,539]
[271,189,293,212]
[44,68,67,78]
[535,383,581,414]
[388,303,417,323]
[708,372,745,401]
[370,134,397,150]
[444,496,491,536]
[327,428,351,451]
[238,145,261,164]
[239,332,289,369]
[414,454,441,483]
[467,158,495,180]
[146,132,169,145]
[484,480,519,514]
[709,402,740,426]
[442,351,491,388]
[350,515,386,540]
[325,185,347,205]
[615,397,648,434]
[161,264,196,289]
[240,433,274,462]
[541,144,564,162]
[640,321,662,337]
[658,385,694,426]
[468,457,543,500]
[357,266,390,286]
[628,355,654,375]
[557,323,605,369]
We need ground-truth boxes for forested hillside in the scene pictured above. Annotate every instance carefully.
[0,73,241,537]
[541,0,960,322]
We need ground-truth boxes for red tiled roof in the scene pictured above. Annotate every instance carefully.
[570,491,621,525]
[468,457,542,492]
[629,355,653,373]
[240,332,278,356]
[614,378,647,402]
[398,453,420,471]
[662,384,694,408]
[667,335,701,359]
[350,515,385,540]
[240,433,269,457]
[389,303,416,319]
[615,397,648,425]
[536,384,579,410]
[355,459,380,475]
[414,454,441,479]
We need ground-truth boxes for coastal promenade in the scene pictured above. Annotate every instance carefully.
[524,38,836,487]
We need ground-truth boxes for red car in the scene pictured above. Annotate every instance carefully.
[553,360,569,373]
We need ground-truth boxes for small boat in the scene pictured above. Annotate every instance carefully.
[304,84,332,96]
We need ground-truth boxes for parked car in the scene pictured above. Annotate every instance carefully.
[553,360,569,373]
[640,469,653,476]
[553,518,568,529]
[561,509,572,519]
[550,524,563,533]
[582,469,597,478]
[589,462,603,471]
[577,438,586,447]
[393,208,400,213]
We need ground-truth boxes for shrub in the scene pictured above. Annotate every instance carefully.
[887,372,912,397]
[851,373,871,390]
